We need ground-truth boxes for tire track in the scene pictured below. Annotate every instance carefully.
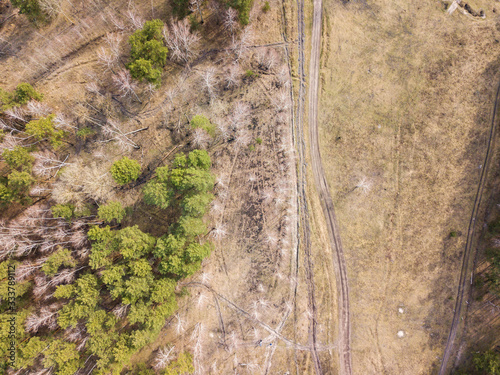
[295,0,324,372]
[438,74,500,375]
[306,0,352,373]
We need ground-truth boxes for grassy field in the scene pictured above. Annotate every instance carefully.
[316,0,500,373]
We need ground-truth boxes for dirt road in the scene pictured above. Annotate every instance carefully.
[306,0,352,373]
[438,76,500,375]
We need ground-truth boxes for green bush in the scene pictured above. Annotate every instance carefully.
[228,0,254,25]
[110,157,141,185]
[0,83,43,111]
[245,69,258,79]
[128,59,162,86]
[2,146,34,172]
[7,170,34,197]
[10,0,43,22]
[25,114,65,149]
[262,1,270,12]
[171,0,191,19]
[76,127,96,140]
[98,201,126,223]
[42,248,76,276]
[14,83,43,105]
[163,352,195,375]
[189,14,201,31]
[127,20,168,86]
[51,203,76,221]
[190,115,215,137]
[473,351,500,374]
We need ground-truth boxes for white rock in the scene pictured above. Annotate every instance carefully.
[397,330,405,338]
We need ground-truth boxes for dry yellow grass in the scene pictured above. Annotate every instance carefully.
[316,0,500,373]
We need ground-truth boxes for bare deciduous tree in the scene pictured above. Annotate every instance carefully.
[200,67,218,100]
[4,107,27,123]
[189,0,204,23]
[276,65,290,88]
[211,223,227,239]
[39,0,63,19]
[192,128,211,149]
[26,100,51,117]
[53,113,77,130]
[112,70,140,101]
[164,20,200,64]
[52,160,116,206]
[230,101,250,130]
[271,90,290,113]
[25,306,58,333]
[175,313,185,334]
[33,151,71,178]
[234,129,251,148]
[230,27,254,61]
[223,7,238,36]
[224,63,241,89]
[103,10,127,31]
[126,9,144,29]
[85,81,102,96]
[112,303,130,318]
[154,346,176,370]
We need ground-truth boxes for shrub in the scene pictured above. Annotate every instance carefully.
[110,157,141,185]
[76,127,96,140]
[228,0,254,25]
[473,351,500,374]
[163,352,194,375]
[14,83,43,104]
[25,114,65,149]
[189,14,201,31]
[128,59,162,86]
[98,201,126,223]
[262,1,270,12]
[245,69,258,79]
[255,137,262,144]
[7,170,34,197]
[2,146,34,172]
[0,83,43,110]
[41,248,76,276]
[10,0,43,22]
[51,203,76,221]
[190,115,215,137]
[127,20,168,86]
[171,0,191,19]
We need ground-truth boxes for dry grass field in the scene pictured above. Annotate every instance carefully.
[315,0,500,373]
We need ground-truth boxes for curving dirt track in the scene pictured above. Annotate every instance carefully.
[438,75,500,375]
[306,0,352,373]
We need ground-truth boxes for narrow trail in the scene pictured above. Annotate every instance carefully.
[438,74,500,375]
[295,0,324,372]
[306,0,352,373]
